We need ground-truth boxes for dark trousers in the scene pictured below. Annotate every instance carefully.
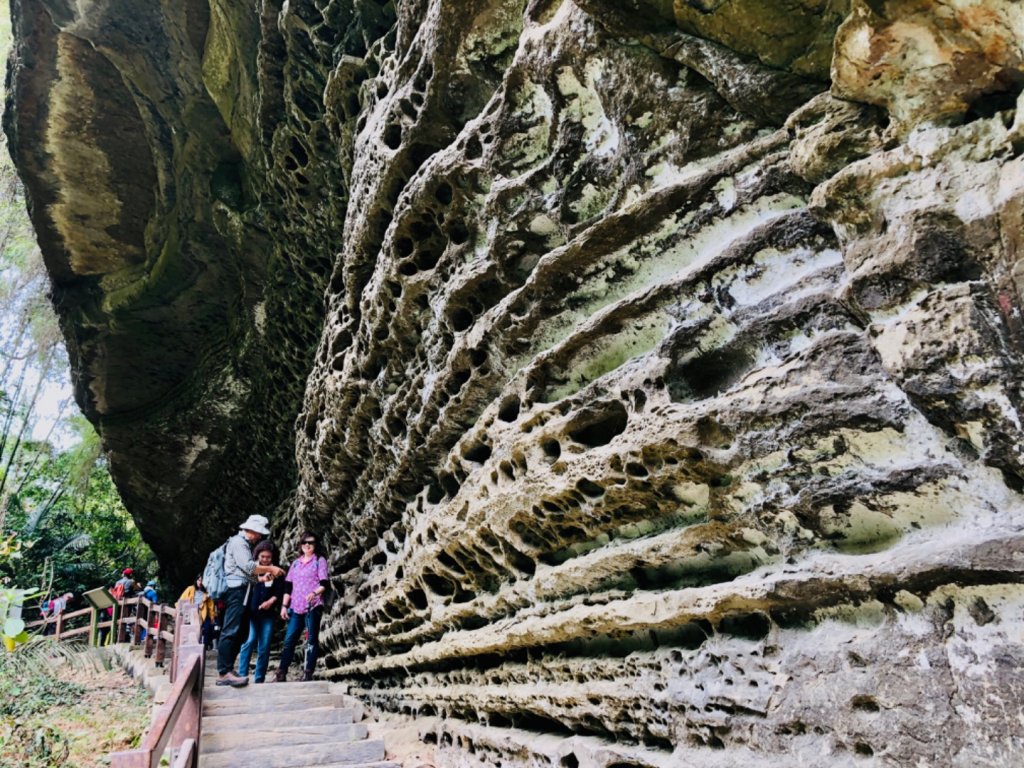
[216,585,250,675]
[279,607,322,673]
[201,617,215,650]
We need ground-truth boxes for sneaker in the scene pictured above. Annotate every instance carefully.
[215,672,249,687]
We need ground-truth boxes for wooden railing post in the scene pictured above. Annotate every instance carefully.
[89,606,99,646]
[169,607,183,684]
[169,640,203,766]
[111,601,205,768]
[116,599,127,643]
[143,600,155,658]
[132,598,144,646]
[171,738,197,768]
[125,600,132,645]
[55,611,63,641]
[170,602,203,767]
[154,606,165,667]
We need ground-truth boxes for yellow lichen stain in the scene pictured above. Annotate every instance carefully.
[814,598,887,626]
[202,0,256,161]
[46,35,140,276]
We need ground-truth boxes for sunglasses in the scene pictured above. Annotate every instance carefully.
[301,540,316,545]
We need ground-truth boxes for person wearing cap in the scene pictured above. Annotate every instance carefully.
[114,568,139,600]
[142,580,158,603]
[216,514,285,687]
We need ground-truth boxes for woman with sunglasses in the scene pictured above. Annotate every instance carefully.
[274,531,329,682]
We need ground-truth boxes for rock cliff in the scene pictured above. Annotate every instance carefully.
[7,0,1024,765]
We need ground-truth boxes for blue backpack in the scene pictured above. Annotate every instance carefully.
[202,539,230,600]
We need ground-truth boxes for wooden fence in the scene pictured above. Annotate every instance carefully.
[27,594,179,661]
[110,600,205,768]
[28,593,206,767]
[26,604,99,643]
[115,595,183,667]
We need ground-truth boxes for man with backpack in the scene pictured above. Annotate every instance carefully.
[112,568,138,601]
[216,514,285,687]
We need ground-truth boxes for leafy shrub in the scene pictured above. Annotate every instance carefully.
[0,668,85,718]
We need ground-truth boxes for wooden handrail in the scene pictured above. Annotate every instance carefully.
[25,589,207,766]
[109,601,204,768]
[28,605,101,642]
[27,605,92,625]
[171,739,196,768]
[26,591,197,658]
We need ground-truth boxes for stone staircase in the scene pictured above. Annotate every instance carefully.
[199,672,398,768]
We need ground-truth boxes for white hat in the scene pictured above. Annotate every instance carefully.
[239,514,270,536]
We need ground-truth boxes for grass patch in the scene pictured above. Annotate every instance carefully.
[0,642,151,767]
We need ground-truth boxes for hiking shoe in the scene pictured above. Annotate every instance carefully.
[216,672,249,687]
[301,670,314,682]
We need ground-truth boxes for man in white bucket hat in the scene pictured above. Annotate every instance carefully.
[216,514,285,687]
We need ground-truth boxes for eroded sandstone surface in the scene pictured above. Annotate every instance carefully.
[7,0,1024,765]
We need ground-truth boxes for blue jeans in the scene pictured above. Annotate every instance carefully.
[237,612,275,682]
[278,607,322,673]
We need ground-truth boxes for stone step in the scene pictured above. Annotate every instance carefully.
[197,738,386,768]
[200,723,368,754]
[203,693,347,716]
[202,707,355,731]
[204,680,331,698]
[316,763,400,768]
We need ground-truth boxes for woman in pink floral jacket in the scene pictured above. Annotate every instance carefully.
[274,531,329,682]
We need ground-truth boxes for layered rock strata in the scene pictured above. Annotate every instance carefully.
[7,0,1024,765]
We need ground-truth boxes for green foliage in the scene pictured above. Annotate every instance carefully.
[0,586,35,650]
[0,639,150,767]
[0,645,83,767]
[0,721,70,768]
[0,535,35,649]
[0,639,112,768]
[0,668,85,718]
[0,635,104,679]
[1,438,157,598]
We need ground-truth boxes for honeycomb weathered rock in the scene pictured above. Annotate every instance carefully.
[7,0,1024,764]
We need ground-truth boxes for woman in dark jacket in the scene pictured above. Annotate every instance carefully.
[236,541,285,683]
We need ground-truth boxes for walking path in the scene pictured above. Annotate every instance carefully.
[198,659,398,768]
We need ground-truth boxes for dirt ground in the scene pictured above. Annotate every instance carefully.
[0,657,151,768]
